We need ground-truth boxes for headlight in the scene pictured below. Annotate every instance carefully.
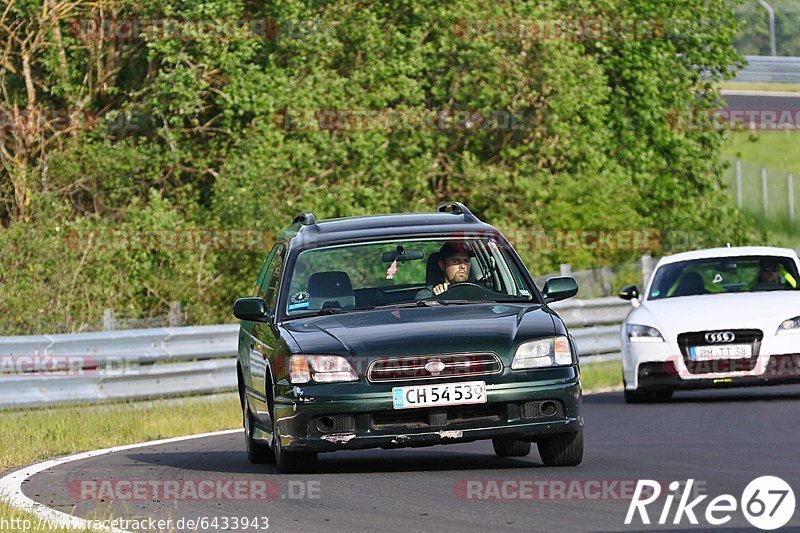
[627,324,665,343]
[777,316,800,336]
[511,336,573,370]
[289,355,358,383]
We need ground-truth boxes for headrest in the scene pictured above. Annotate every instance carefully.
[426,252,444,286]
[674,272,705,297]
[307,271,355,310]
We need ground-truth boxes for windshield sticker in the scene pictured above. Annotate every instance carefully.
[289,292,310,310]
[290,291,309,304]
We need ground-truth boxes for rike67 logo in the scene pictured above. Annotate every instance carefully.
[626,477,795,530]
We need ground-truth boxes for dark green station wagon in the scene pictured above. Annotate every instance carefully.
[233,203,583,473]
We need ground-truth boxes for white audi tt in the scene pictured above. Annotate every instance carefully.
[619,246,800,403]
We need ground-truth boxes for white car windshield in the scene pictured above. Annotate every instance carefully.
[648,255,800,300]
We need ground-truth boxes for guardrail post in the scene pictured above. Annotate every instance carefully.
[600,267,612,296]
[757,0,778,57]
[560,264,572,277]
[641,254,653,287]
[762,166,769,217]
[103,309,116,331]
[736,158,743,209]
[789,173,795,223]
[168,302,183,327]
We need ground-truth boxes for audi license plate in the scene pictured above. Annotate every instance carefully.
[392,381,486,409]
[690,344,752,360]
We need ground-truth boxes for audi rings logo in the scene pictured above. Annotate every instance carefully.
[705,331,736,344]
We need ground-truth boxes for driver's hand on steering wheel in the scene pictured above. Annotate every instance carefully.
[432,282,449,295]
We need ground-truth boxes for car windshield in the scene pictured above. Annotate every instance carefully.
[284,237,536,317]
[647,255,800,300]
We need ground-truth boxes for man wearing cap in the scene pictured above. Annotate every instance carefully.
[752,258,790,291]
[416,241,475,299]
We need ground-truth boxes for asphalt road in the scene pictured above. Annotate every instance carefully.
[721,92,800,114]
[20,386,800,532]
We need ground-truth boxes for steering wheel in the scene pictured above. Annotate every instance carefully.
[448,282,484,290]
[436,281,493,300]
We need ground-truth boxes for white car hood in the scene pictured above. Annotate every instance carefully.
[628,291,800,337]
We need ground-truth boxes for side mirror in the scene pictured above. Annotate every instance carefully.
[542,276,579,303]
[618,285,640,301]
[232,297,270,322]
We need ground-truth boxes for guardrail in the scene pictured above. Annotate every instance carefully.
[553,296,630,362]
[736,55,800,83]
[0,299,631,408]
[0,326,239,409]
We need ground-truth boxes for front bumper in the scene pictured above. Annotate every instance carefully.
[623,332,800,391]
[260,368,582,453]
[635,354,800,391]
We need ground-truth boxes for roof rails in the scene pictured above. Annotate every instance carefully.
[436,201,478,223]
[292,212,317,226]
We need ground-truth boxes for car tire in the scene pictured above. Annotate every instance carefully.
[537,429,583,466]
[243,396,276,464]
[271,408,318,474]
[492,438,531,457]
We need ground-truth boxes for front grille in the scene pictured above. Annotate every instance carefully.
[372,410,429,430]
[367,352,502,382]
[677,329,763,374]
[371,404,504,430]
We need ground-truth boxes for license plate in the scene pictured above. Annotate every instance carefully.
[690,344,752,360]
[392,381,487,409]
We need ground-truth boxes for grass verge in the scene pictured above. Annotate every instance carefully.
[0,393,241,532]
[719,81,800,93]
[581,359,623,392]
[720,131,800,249]
[722,131,800,175]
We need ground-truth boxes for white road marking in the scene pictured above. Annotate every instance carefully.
[0,429,242,533]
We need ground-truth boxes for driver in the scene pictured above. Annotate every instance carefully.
[752,258,783,291]
[416,241,474,299]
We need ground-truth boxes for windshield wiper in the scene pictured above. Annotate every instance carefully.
[286,307,372,319]
[430,299,481,305]
[372,301,432,310]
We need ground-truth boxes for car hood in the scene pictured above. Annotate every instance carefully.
[283,303,557,364]
[629,291,800,336]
